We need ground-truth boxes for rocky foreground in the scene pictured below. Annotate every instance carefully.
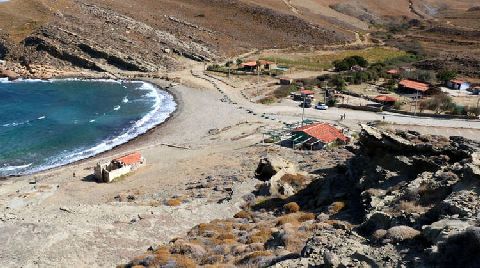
[121,125,480,267]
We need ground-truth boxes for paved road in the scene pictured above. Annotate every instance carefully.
[193,68,480,132]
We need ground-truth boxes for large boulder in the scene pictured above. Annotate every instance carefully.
[385,225,420,243]
[422,219,471,245]
[431,227,480,268]
[0,69,19,81]
[268,170,307,197]
[255,157,296,181]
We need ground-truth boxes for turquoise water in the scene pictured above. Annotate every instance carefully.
[0,79,176,176]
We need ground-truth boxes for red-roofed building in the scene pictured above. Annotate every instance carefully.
[300,90,315,96]
[241,60,276,72]
[292,123,349,150]
[114,152,143,166]
[398,79,430,93]
[387,69,399,75]
[447,79,471,90]
[95,152,145,183]
[374,95,397,104]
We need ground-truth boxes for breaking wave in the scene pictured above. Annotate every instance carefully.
[1,79,176,176]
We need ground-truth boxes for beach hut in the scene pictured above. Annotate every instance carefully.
[94,152,145,183]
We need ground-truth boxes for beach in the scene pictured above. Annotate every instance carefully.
[0,71,277,267]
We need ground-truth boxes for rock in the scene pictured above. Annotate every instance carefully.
[385,225,420,243]
[0,69,19,81]
[255,157,297,181]
[439,190,480,218]
[422,219,471,244]
[358,212,392,235]
[431,227,480,268]
[323,251,340,266]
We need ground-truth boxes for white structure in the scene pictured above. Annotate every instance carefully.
[447,80,471,91]
[94,152,145,183]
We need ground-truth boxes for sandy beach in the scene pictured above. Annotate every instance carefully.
[0,68,280,267]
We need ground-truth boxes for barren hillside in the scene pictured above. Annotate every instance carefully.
[0,0,479,73]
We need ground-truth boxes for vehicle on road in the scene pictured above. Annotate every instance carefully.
[315,103,329,110]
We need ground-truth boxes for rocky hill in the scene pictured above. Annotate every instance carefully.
[1,0,479,75]
[123,125,480,267]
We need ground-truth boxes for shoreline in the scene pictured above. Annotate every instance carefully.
[2,77,181,179]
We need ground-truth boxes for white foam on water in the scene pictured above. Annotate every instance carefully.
[0,163,33,172]
[19,80,176,175]
[122,96,129,103]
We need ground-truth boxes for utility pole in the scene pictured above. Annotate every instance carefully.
[324,80,328,104]
[301,94,306,127]
[414,90,419,116]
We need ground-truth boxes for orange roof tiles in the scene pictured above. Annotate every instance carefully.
[114,152,143,165]
[450,79,466,84]
[387,69,399,74]
[399,79,429,92]
[242,61,257,67]
[241,60,274,67]
[294,123,348,143]
[374,95,397,102]
[300,90,315,95]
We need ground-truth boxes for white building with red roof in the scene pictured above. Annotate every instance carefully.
[94,152,145,183]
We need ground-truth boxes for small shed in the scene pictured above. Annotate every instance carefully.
[94,152,145,183]
[447,80,471,91]
[374,95,397,105]
[291,123,349,150]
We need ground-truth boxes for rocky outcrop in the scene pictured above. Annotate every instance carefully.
[0,69,19,80]
[124,127,480,268]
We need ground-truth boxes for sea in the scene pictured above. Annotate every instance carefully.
[0,78,176,176]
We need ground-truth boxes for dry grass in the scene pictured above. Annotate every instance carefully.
[236,250,273,265]
[247,228,272,244]
[234,210,252,219]
[277,212,316,226]
[280,174,306,188]
[173,255,197,268]
[283,202,300,214]
[282,229,311,252]
[166,198,183,206]
[297,212,316,222]
[261,47,408,71]
[397,200,429,214]
[0,0,69,41]
[328,201,346,214]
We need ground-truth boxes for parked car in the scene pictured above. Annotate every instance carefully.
[315,103,329,110]
[300,100,312,108]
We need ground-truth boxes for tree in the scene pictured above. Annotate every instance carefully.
[436,70,457,84]
[331,76,346,91]
[333,56,369,71]
[236,58,243,65]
